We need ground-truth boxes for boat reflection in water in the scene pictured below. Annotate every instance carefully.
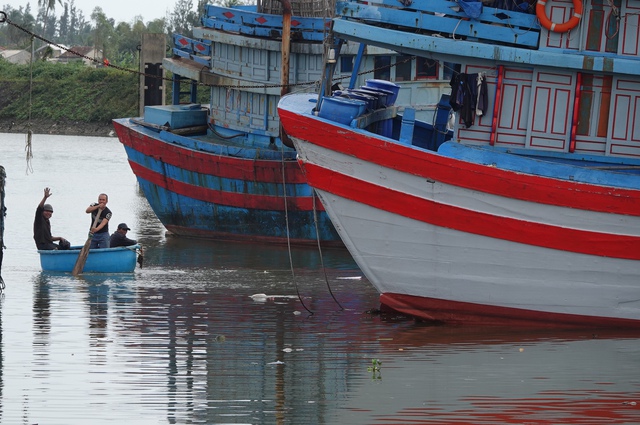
[2,133,636,424]
[359,326,640,425]
[28,262,640,424]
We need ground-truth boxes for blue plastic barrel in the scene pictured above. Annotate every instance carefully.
[365,79,400,105]
[360,86,395,107]
[318,97,367,125]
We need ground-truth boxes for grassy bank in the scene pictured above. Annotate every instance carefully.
[0,60,140,132]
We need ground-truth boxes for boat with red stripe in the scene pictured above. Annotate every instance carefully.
[278,0,640,327]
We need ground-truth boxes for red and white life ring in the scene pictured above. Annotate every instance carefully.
[536,0,583,33]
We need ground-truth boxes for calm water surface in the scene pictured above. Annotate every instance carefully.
[0,133,639,424]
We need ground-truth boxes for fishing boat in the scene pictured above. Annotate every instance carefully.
[39,245,141,273]
[278,0,640,327]
[112,1,451,246]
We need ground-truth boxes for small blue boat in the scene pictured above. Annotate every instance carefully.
[38,245,141,273]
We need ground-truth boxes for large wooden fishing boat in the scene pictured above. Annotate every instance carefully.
[113,1,450,246]
[278,0,640,326]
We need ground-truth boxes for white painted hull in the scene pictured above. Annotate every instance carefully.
[316,188,640,321]
[278,94,640,326]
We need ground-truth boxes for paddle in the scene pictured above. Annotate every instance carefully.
[72,208,102,276]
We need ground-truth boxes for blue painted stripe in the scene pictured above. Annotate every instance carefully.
[337,0,540,47]
[135,177,338,241]
[437,142,640,188]
[124,147,312,197]
[332,19,640,77]
[157,130,297,161]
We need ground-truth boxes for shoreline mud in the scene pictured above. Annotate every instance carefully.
[0,118,116,137]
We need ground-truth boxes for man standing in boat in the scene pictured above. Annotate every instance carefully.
[85,193,112,249]
[33,187,70,250]
[109,223,137,247]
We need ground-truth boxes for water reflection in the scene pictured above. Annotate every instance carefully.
[13,258,640,424]
[147,235,359,271]
[0,133,638,425]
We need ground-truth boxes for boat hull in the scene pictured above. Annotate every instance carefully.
[39,245,140,273]
[278,94,640,327]
[112,119,342,246]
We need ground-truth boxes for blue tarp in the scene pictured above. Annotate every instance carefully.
[457,0,483,18]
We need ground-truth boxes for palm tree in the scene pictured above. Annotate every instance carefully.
[36,0,62,49]
[38,0,62,11]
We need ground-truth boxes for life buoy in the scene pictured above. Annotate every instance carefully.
[536,0,583,33]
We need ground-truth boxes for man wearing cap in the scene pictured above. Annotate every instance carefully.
[109,223,137,248]
[33,187,70,250]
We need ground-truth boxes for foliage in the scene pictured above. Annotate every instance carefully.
[0,0,254,123]
[0,60,138,123]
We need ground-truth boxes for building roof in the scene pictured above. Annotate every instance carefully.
[58,46,98,59]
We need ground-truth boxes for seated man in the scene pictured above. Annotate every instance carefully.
[33,187,70,250]
[109,223,137,248]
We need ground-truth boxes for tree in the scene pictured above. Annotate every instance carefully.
[90,7,115,59]
[59,3,69,43]
[37,4,58,41]
[168,0,199,38]
[1,5,37,48]
[37,0,62,11]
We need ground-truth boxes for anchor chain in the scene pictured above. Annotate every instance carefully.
[0,10,404,90]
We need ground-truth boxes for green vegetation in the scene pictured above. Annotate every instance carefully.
[0,59,139,124]
[0,0,235,125]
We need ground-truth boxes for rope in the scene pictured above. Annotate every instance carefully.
[311,190,344,310]
[280,145,313,315]
[605,0,621,40]
[0,165,5,291]
[0,10,398,91]
[25,35,34,174]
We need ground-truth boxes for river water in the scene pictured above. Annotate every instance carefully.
[0,132,638,424]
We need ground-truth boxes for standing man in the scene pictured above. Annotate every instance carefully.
[34,187,70,250]
[110,223,137,247]
[86,193,112,249]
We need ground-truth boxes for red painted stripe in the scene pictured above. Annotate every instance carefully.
[114,120,308,184]
[278,109,640,216]
[490,65,503,146]
[129,161,324,212]
[380,293,640,328]
[302,161,640,260]
[569,72,582,152]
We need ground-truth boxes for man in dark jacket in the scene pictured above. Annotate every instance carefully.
[33,187,70,250]
[109,223,137,248]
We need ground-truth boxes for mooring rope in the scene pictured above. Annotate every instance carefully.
[280,147,313,315]
[0,165,6,291]
[25,35,34,174]
[311,190,344,310]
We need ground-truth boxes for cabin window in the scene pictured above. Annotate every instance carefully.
[586,0,621,54]
[395,55,412,81]
[374,56,391,80]
[416,57,438,79]
[577,74,612,138]
[340,55,354,74]
[443,62,458,82]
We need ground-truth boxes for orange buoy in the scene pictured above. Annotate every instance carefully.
[536,0,583,33]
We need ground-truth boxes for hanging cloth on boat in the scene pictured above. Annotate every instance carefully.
[449,72,489,128]
[475,73,488,117]
[457,0,483,19]
[449,72,464,112]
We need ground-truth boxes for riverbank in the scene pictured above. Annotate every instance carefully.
[0,118,117,137]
